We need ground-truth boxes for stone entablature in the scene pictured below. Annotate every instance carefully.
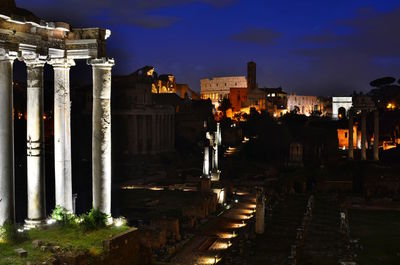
[0,4,109,61]
[200,76,247,104]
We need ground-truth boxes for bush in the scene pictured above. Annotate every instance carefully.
[80,208,108,231]
[0,221,29,244]
[51,205,77,226]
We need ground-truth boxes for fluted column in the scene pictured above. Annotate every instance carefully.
[348,109,354,160]
[373,110,379,161]
[90,58,114,216]
[0,55,16,225]
[50,59,75,212]
[361,111,367,161]
[25,59,46,224]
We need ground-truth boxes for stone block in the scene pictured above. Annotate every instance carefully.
[14,248,28,258]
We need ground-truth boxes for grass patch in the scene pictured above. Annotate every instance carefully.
[349,209,400,265]
[0,225,130,265]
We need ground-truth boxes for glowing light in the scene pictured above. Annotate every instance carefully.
[218,231,237,239]
[387,103,396,110]
[114,217,127,227]
[46,218,56,225]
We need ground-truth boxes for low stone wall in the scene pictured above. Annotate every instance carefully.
[102,228,152,265]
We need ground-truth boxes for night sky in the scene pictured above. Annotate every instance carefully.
[17,0,400,96]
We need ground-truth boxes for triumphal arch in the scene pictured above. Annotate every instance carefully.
[0,0,114,226]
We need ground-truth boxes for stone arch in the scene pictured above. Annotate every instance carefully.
[338,107,346,119]
[332,97,352,119]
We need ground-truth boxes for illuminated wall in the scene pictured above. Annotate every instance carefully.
[337,126,358,150]
[200,76,247,105]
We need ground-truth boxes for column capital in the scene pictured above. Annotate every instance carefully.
[88,57,115,68]
[49,58,75,68]
[25,58,46,68]
[0,47,17,60]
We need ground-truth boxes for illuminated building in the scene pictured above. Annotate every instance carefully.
[200,76,247,106]
[287,94,321,116]
[111,69,175,155]
[337,126,358,150]
[175,84,200,99]
[229,87,248,112]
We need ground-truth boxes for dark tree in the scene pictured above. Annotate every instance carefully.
[218,97,232,116]
[370,76,396,88]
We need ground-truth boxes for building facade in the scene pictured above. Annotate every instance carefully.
[287,94,321,116]
[229,87,248,112]
[200,76,247,105]
[111,68,175,156]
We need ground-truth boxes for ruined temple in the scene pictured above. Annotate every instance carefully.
[0,0,115,225]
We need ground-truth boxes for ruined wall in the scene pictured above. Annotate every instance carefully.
[151,217,181,241]
[102,228,152,265]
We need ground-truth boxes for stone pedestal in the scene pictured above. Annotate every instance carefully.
[361,111,367,161]
[348,110,354,160]
[0,56,16,225]
[51,59,75,212]
[90,58,114,216]
[373,110,379,161]
[26,60,46,223]
[210,170,220,182]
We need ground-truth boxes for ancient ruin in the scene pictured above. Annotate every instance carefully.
[0,0,114,226]
[348,96,379,161]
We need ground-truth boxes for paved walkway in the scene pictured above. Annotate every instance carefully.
[170,192,256,265]
[298,194,347,265]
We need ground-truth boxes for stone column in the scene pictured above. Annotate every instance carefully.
[51,59,75,212]
[203,145,210,178]
[361,111,367,161]
[373,110,379,161]
[217,122,222,144]
[255,191,265,234]
[25,59,46,225]
[214,132,219,170]
[0,55,16,225]
[348,109,354,160]
[90,58,114,216]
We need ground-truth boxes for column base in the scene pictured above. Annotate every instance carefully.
[211,170,221,182]
[24,219,47,229]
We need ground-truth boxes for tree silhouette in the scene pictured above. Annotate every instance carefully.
[218,97,232,117]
